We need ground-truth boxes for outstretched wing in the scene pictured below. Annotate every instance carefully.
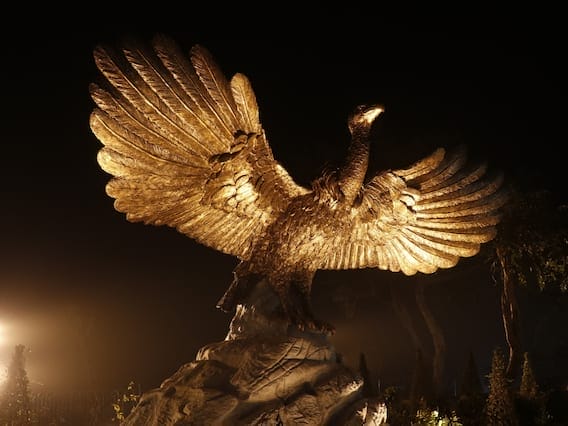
[319,146,507,274]
[90,34,308,259]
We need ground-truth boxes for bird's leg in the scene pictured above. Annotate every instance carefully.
[216,261,259,312]
[293,275,335,336]
[273,273,335,336]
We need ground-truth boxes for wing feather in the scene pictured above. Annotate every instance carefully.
[395,233,450,272]
[94,46,205,157]
[318,145,507,274]
[90,35,308,259]
[122,41,227,155]
[391,237,419,275]
[231,73,261,133]
[384,242,401,272]
[91,108,207,170]
[190,45,241,131]
[151,36,234,145]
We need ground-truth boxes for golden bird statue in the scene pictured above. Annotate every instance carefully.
[90,35,507,335]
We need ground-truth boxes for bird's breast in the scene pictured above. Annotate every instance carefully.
[255,196,347,270]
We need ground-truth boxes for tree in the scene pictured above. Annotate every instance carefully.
[519,352,539,400]
[487,187,568,379]
[457,350,484,425]
[409,348,433,414]
[388,275,447,399]
[516,351,547,426]
[414,281,446,398]
[358,352,377,398]
[485,347,517,425]
[0,344,33,425]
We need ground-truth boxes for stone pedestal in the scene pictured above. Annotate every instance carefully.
[123,280,387,425]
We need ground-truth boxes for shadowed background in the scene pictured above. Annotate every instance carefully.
[0,13,565,398]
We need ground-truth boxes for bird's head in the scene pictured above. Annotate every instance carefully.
[347,104,384,134]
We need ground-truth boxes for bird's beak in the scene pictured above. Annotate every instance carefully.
[362,105,384,125]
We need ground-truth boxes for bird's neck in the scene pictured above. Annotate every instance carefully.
[338,127,371,204]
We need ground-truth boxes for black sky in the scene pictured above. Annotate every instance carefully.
[0,14,565,395]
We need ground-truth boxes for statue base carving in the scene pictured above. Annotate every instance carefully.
[123,280,387,425]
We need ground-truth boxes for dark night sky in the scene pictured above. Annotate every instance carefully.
[0,14,566,397]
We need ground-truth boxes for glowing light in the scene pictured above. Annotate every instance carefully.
[0,323,5,383]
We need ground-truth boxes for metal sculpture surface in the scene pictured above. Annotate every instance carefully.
[90,35,507,335]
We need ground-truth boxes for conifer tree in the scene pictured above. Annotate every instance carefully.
[485,347,517,425]
[0,344,32,425]
[457,350,484,425]
[519,352,539,400]
[459,350,482,398]
[516,351,547,426]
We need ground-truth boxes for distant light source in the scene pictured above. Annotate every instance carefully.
[0,323,5,383]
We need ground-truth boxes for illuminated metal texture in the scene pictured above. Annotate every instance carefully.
[90,35,507,334]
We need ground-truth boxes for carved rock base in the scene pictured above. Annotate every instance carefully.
[123,282,387,425]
